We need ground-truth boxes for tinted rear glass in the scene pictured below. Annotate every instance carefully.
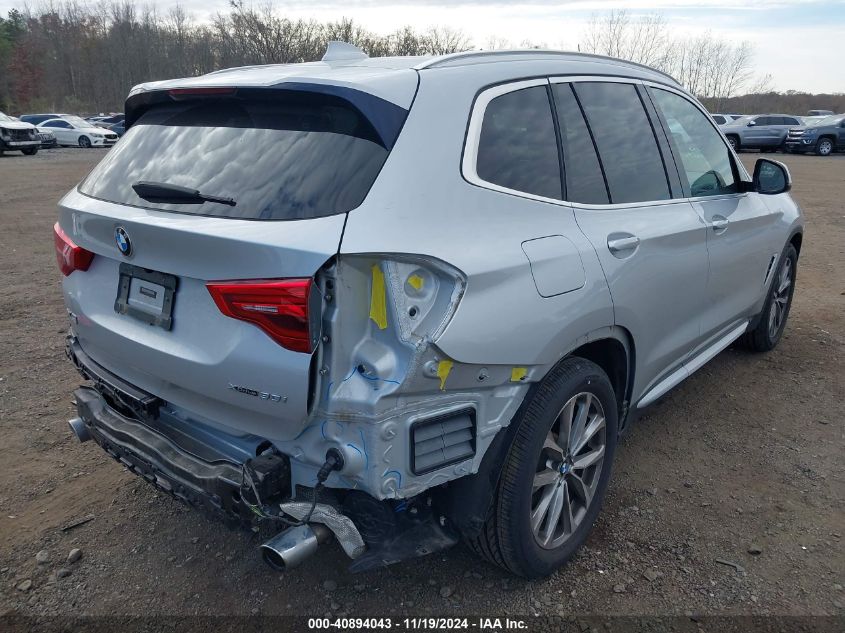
[476,85,562,200]
[573,82,670,204]
[552,84,609,204]
[79,95,393,220]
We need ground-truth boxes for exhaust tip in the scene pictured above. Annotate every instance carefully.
[68,417,91,443]
[260,524,328,571]
[261,544,290,571]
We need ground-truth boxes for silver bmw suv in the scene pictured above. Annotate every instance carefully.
[56,45,804,578]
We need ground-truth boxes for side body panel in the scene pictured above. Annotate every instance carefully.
[693,192,785,341]
[332,66,615,499]
[573,200,708,400]
[340,67,615,367]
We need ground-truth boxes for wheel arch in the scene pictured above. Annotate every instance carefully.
[817,134,835,152]
[789,229,803,257]
[435,328,634,539]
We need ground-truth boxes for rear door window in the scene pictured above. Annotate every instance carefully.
[649,88,738,197]
[572,82,671,204]
[475,85,562,200]
[551,83,609,204]
[79,93,396,220]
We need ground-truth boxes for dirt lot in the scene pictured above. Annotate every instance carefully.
[0,148,843,625]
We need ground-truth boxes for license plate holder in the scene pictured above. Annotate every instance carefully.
[114,263,178,330]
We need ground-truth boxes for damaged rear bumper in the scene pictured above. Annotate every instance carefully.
[73,386,250,524]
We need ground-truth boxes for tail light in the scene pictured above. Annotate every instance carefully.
[206,279,315,353]
[169,87,236,99]
[53,222,94,276]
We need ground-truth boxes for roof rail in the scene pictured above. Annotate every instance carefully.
[414,49,679,84]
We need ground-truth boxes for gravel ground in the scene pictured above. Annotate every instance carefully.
[0,147,843,624]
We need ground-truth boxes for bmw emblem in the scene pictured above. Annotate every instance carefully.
[115,227,132,257]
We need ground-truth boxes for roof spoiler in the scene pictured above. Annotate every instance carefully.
[322,41,368,63]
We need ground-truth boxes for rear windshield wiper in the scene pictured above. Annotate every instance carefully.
[132,181,236,207]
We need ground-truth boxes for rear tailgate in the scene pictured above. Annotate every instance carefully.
[60,190,343,441]
[59,87,407,442]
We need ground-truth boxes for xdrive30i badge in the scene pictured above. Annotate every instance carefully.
[115,226,132,256]
[228,383,287,403]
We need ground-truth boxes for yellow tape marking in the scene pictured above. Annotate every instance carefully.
[510,367,528,382]
[407,274,424,291]
[369,264,388,330]
[436,360,453,391]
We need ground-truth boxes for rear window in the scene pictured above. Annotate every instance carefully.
[79,94,394,220]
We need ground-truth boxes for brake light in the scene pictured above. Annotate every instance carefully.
[53,222,94,276]
[168,87,236,99]
[207,279,314,353]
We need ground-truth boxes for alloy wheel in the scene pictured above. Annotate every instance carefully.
[768,257,792,339]
[531,392,606,550]
[818,139,832,156]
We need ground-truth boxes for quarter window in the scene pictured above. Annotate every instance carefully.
[649,88,738,197]
[475,85,562,200]
[572,82,670,204]
[552,84,609,204]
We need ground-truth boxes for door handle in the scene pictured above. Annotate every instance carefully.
[711,216,729,233]
[607,235,640,253]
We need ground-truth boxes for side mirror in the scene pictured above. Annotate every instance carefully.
[753,158,791,195]
[747,120,756,127]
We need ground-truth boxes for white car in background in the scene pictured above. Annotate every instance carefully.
[38,115,118,148]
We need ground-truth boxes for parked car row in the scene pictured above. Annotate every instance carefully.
[3,112,121,151]
[714,111,845,156]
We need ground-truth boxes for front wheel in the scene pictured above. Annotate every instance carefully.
[78,136,92,148]
[742,244,797,352]
[467,357,617,578]
[22,147,38,156]
[815,138,833,156]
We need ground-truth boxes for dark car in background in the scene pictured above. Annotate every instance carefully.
[784,114,845,156]
[721,114,803,152]
[88,114,125,129]
[19,113,71,126]
[107,120,125,137]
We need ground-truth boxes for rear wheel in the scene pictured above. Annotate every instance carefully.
[726,135,739,151]
[78,136,92,148]
[815,138,833,156]
[742,244,797,352]
[22,147,38,156]
[467,357,617,578]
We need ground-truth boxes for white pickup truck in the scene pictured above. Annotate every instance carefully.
[0,111,40,155]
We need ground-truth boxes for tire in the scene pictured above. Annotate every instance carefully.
[22,147,38,156]
[78,136,92,148]
[466,357,618,578]
[815,138,833,156]
[741,243,797,352]
[726,135,739,151]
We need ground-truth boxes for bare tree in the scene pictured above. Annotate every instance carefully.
[581,10,757,101]
[423,26,472,55]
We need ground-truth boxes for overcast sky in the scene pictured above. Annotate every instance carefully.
[3,0,843,93]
